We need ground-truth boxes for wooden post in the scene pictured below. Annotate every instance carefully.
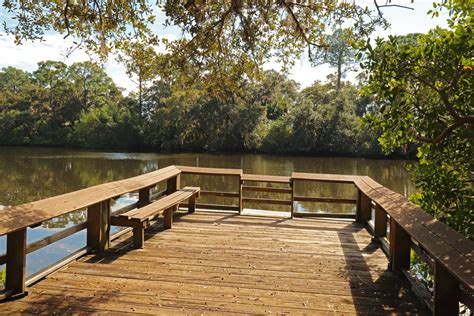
[389,219,411,274]
[373,204,387,238]
[164,206,175,229]
[166,175,180,195]
[87,200,111,253]
[138,187,151,208]
[290,179,295,218]
[188,195,196,213]
[434,260,459,315]
[133,225,145,249]
[238,177,243,215]
[356,190,371,223]
[5,228,27,294]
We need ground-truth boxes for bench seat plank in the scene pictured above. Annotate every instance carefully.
[111,187,200,248]
[121,187,200,222]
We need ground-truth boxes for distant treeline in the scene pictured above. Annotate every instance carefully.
[0,61,398,157]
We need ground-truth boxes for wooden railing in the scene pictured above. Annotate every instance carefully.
[354,176,474,315]
[0,165,472,315]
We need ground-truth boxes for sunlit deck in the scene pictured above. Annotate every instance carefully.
[1,211,425,314]
[1,165,472,314]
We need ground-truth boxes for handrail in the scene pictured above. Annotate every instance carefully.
[0,165,180,236]
[353,176,474,314]
[0,165,182,297]
[0,165,472,315]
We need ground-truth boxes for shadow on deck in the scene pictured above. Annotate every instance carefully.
[1,211,427,315]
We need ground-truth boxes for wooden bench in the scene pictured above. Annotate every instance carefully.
[111,186,200,248]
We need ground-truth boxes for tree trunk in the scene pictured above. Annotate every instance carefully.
[138,72,143,123]
[337,61,342,92]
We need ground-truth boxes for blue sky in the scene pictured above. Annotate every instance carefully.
[0,1,448,94]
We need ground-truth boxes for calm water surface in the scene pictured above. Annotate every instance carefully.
[0,147,416,277]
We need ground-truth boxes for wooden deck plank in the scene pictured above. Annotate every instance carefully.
[0,212,426,315]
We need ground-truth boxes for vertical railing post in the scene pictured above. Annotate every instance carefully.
[434,260,459,315]
[290,179,295,218]
[166,175,180,195]
[238,176,243,215]
[389,219,410,274]
[373,204,387,239]
[5,228,27,295]
[356,190,371,223]
[87,200,111,253]
[138,187,151,208]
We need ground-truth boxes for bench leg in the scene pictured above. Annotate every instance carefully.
[188,195,196,213]
[164,207,174,229]
[133,225,145,249]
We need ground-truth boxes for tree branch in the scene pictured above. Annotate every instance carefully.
[373,1,414,18]
[279,0,325,55]
[63,0,70,39]
[410,73,461,120]
[414,116,474,144]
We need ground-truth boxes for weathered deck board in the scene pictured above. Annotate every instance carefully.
[1,212,426,315]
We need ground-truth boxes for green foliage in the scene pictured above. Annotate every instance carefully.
[361,1,473,238]
[0,268,5,286]
[2,1,386,92]
[310,29,359,90]
[0,62,382,156]
[0,61,125,147]
[73,103,140,149]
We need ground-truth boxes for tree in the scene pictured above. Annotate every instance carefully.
[66,61,121,112]
[3,1,385,89]
[310,29,358,91]
[239,70,299,121]
[116,41,160,123]
[361,1,473,237]
[73,103,140,149]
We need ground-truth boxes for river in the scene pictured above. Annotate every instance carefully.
[0,146,416,277]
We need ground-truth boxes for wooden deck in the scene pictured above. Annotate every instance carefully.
[1,211,426,315]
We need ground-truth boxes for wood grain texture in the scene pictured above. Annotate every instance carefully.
[241,173,291,183]
[354,176,474,292]
[292,172,361,183]
[1,212,426,315]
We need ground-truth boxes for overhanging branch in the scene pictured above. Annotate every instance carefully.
[414,116,474,144]
[374,1,414,18]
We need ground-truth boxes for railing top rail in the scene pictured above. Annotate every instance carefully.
[176,165,242,176]
[354,176,474,291]
[291,172,361,183]
[0,165,180,236]
[241,173,291,183]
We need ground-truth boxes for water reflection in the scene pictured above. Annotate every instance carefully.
[0,146,415,275]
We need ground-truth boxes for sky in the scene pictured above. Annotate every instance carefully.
[0,1,448,94]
